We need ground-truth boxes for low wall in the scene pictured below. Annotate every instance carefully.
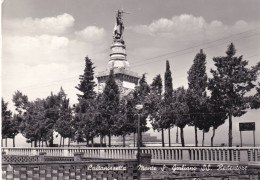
[2,151,260,180]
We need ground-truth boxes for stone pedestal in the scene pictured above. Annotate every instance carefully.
[140,153,152,166]
[39,152,46,162]
[139,153,152,178]
[74,152,84,162]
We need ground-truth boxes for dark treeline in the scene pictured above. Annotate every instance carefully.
[2,43,260,147]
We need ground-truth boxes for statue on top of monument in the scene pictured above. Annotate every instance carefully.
[113,9,129,40]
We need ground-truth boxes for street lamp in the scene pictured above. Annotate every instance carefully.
[135,104,143,165]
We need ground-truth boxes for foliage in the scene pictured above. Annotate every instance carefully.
[99,70,120,146]
[172,87,190,146]
[75,56,96,100]
[1,98,19,142]
[149,75,167,131]
[208,43,260,146]
[164,60,174,127]
[187,49,208,146]
[56,95,74,140]
[133,74,150,133]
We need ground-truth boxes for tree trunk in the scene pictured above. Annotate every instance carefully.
[31,141,33,147]
[176,127,179,144]
[228,114,233,147]
[100,136,103,147]
[13,137,15,147]
[68,138,71,147]
[123,135,126,147]
[211,128,215,147]
[91,137,94,147]
[60,136,62,147]
[63,137,65,147]
[161,128,165,147]
[168,128,171,147]
[49,134,54,147]
[180,127,185,147]
[6,138,7,147]
[108,132,111,147]
[194,126,198,147]
[86,138,89,146]
[45,141,48,147]
[41,140,43,147]
[133,132,136,147]
[140,131,143,147]
[202,130,205,147]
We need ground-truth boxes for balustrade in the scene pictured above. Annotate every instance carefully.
[2,147,260,164]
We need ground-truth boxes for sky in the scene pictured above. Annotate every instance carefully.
[1,0,260,147]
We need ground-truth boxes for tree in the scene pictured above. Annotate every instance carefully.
[56,96,75,147]
[172,87,190,147]
[208,90,227,146]
[75,56,98,146]
[2,99,12,142]
[12,90,61,147]
[45,91,61,147]
[100,70,120,147]
[114,99,136,147]
[208,43,260,147]
[164,60,174,147]
[75,56,96,100]
[187,49,207,147]
[249,83,260,109]
[149,75,166,147]
[133,74,150,146]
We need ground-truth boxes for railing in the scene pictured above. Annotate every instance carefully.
[2,147,260,164]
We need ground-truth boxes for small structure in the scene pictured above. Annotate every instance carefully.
[96,9,139,98]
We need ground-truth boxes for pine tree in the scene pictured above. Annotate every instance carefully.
[75,56,97,145]
[208,43,260,147]
[164,60,174,147]
[187,49,207,147]
[100,70,120,147]
[76,56,96,100]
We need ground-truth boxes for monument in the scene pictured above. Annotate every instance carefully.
[96,9,139,97]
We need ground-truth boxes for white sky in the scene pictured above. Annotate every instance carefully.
[1,0,260,146]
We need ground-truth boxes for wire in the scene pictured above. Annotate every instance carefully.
[130,27,260,65]
[15,28,260,91]
[131,32,260,68]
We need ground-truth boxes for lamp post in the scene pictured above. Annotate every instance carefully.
[135,104,143,165]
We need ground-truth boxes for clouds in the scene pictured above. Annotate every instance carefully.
[4,13,75,35]
[130,14,258,39]
[2,13,109,106]
[75,26,106,43]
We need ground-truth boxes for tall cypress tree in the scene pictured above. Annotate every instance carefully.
[187,49,207,147]
[209,43,260,147]
[100,70,120,147]
[164,60,174,147]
